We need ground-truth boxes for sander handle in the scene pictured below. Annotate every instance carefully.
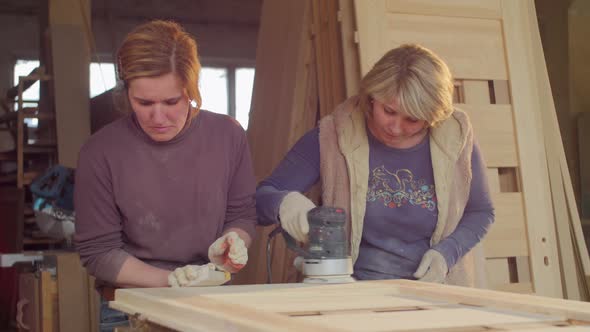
[280,226,309,257]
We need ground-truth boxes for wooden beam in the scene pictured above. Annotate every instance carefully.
[501,0,563,298]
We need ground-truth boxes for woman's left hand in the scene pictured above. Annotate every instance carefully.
[413,249,448,283]
[208,232,248,273]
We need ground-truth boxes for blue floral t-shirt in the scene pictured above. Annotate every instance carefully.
[354,130,438,280]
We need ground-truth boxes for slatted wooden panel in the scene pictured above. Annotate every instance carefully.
[353,0,561,297]
[110,280,590,331]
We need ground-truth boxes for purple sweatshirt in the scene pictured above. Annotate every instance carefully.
[257,127,494,280]
[74,110,257,284]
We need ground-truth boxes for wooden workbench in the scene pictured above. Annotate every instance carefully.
[110,280,590,331]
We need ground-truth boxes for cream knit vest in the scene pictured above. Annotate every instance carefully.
[318,96,487,287]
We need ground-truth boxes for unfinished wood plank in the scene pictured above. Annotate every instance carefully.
[16,80,24,189]
[517,256,532,284]
[246,0,314,181]
[338,0,361,98]
[493,282,534,294]
[499,168,521,192]
[389,279,590,321]
[88,275,100,332]
[580,113,590,220]
[501,0,563,298]
[298,307,562,332]
[492,80,511,104]
[49,0,91,168]
[57,253,91,332]
[354,2,508,80]
[236,0,315,286]
[385,0,502,19]
[523,0,590,300]
[486,168,500,193]
[483,193,528,258]
[463,80,491,104]
[111,281,590,331]
[505,327,590,332]
[40,270,58,332]
[204,293,435,313]
[112,288,340,332]
[486,258,511,286]
[385,13,507,80]
[521,1,584,301]
[326,0,347,114]
[312,0,347,118]
[453,80,465,103]
[459,104,518,167]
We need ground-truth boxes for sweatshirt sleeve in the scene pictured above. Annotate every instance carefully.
[432,141,495,269]
[255,127,321,225]
[222,127,258,240]
[73,143,130,284]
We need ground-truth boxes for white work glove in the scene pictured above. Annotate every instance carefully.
[293,256,304,272]
[168,263,221,287]
[207,231,248,273]
[413,249,448,283]
[278,192,316,243]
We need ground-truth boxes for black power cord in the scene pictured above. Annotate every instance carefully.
[266,226,283,284]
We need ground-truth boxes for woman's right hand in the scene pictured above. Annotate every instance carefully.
[278,192,316,243]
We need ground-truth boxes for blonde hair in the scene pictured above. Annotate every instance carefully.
[116,20,201,118]
[358,44,454,127]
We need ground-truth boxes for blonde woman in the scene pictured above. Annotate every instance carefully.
[257,44,494,286]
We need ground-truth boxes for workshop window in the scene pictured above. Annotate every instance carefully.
[13,59,41,128]
[235,67,255,129]
[13,60,255,130]
[200,67,229,116]
[200,66,255,130]
[90,62,117,97]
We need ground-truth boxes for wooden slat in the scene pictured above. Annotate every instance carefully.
[50,0,91,168]
[492,80,511,104]
[463,80,491,104]
[112,287,341,332]
[486,168,500,193]
[499,168,520,193]
[311,0,347,119]
[509,328,590,332]
[16,80,24,189]
[88,276,100,332]
[385,0,502,19]
[484,193,528,258]
[50,26,90,165]
[111,281,590,331]
[524,0,590,301]
[298,307,559,332]
[501,0,563,298]
[459,104,518,167]
[517,256,532,283]
[204,292,435,313]
[354,2,508,80]
[524,0,582,301]
[40,270,58,332]
[56,253,91,332]
[236,0,315,286]
[493,282,534,294]
[338,0,361,98]
[390,280,590,321]
[486,258,511,286]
